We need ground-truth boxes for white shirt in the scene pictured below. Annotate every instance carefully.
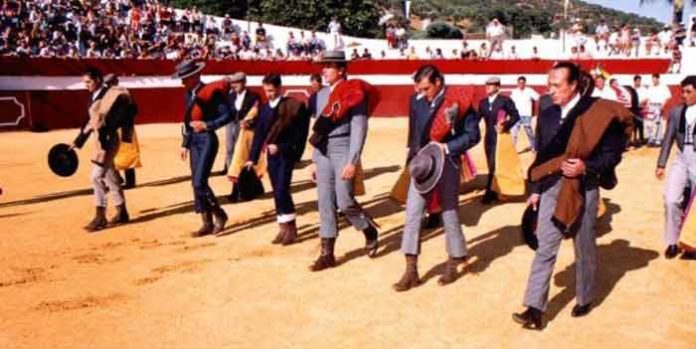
[234,89,246,111]
[92,87,104,101]
[646,83,672,106]
[592,86,617,101]
[487,23,504,37]
[487,93,499,107]
[686,105,696,144]
[511,87,540,116]
[269,96,281,109]
[633,85,649,105]
[561,93,581,121]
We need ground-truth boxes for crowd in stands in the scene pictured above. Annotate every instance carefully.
[0,0,692,64]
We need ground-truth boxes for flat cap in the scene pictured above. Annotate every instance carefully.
[228,72,246,83]
[485,76,501,85]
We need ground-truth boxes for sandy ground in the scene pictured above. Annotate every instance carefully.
[0,119,693,349]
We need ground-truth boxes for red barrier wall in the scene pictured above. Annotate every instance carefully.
[0,57,671,76]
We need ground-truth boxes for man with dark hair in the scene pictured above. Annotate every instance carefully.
[510,75,540,152]
[246,74,310,245]
[72,68,136,232]
[174,60,232,237]
[630,75,648,146]
[513,62,633,329]
[307,73,328,119]
[307,50,380,271]
[393,64,481,291]
[656,75,696,259]
[646,73,673,147]
[478,76,520,204]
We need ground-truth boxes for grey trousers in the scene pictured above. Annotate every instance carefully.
[401,156,467,257]
[224,121,240,169]
[663,147,696,245]
[523,180,598,311]
[91,162,124,208]
[313,140,370,238]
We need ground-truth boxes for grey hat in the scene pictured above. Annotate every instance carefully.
[317,50,347,63]
[485,76,501,85]
[409,143,445,194]
[172,59,205,79]
[228,72,246,83]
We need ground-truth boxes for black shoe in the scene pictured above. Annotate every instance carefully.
[665,244,680,259]
[481,192,497,205]
[362,225,379,258]
[512,307,545,330]
[211,207,228,236]
[571,303,593,317]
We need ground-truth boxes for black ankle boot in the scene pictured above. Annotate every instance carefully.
[309,238,337,272]
[192,211,214,237]
[362,225,379,258]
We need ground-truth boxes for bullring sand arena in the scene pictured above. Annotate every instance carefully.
[0,119,694,348]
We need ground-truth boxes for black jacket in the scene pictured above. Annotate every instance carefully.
[530,96,627,194]
[477,93,520,149]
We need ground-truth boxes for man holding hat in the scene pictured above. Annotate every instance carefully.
[174,59,232,237]
[513,62,633,330]
[72,68,137,232]
[307,50,381,271]
[393,64,481,291]
[478,76,520,204]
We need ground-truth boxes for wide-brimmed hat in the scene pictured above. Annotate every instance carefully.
[172,59,205,79]
[48,143,79,177]
[521,205,539,250]
[409,143,445,194]
[316,50,348,64]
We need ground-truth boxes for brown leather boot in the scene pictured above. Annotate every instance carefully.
[281,220,298,246]
[438,256,468,286]
[191,211,214,238]
[109,204,130,225]
[393,254,421,292]
[272,222,287,244]
[211,206,228,236]
[309,238,336,272]
[85,207,108,232]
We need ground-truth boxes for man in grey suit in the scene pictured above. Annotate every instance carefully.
[513,62,630,330]
[392,65,481,292]
[307,50,379,272]
[656,75,696,259]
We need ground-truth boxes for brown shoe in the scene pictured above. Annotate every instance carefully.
[85,207,108,232]
[438,256,467,286]
[109,204,130,225]
[191,211,214,238]
[281,220,298,246]
[309,238,336,272]
[272,222,288,244]
[393,255,421,292]
[211,206,228,236]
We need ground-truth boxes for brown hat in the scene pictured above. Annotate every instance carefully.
[409,143,445,194]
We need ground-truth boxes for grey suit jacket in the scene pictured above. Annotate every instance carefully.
[312,99,368,165]
[657,104,696,168]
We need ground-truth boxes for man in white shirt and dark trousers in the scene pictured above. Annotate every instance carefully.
[510,76,540,152]
[646,73,673,147]
[656,76,696,259]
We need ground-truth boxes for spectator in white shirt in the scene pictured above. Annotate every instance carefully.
[646,73,673,146]
[592,74,617,101]
[510,76,540,151]
[486,18,505,57]
[506,45,519,59]
[490,44,505,59]
[658,25,673,53]
[328,16,342,50]
[595,19,609,43]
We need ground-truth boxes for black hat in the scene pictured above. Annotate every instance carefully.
[521,205,539,250]
[48,143,79,177]
[171,59,205,79]
[409,142,445,194]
